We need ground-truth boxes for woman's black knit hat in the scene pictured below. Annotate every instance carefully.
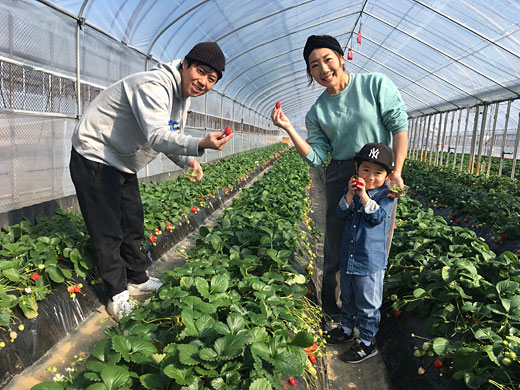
[303,35,344,64]
[185,42,225,80]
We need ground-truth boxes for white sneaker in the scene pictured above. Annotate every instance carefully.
[106,290,136,320]
[127,277,163,295]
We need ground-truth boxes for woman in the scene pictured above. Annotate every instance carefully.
[271,34,408,329]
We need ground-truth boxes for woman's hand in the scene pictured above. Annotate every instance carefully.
[271,107,293,131]
[387,172,406,198]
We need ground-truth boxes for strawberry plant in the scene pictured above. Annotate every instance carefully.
[0,209,93,333]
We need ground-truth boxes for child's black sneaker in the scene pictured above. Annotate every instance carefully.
[339,338,378,363]
[327,327,354,344]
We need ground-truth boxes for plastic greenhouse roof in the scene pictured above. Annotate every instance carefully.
[44,0,520,125]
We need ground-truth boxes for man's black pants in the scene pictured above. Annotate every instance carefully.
[69,148,149,299]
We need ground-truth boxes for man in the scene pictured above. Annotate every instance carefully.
[69,42,233,319]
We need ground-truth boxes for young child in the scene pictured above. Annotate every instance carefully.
[327,142,396,363]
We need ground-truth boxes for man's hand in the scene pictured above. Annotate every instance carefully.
[198,131,234,151]
[186,159,204,182]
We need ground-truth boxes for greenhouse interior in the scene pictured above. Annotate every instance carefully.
[0,0,519,389]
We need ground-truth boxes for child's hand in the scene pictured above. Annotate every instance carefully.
[349,175,365,194]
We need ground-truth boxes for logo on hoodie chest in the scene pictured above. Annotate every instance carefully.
[168,120,181,133]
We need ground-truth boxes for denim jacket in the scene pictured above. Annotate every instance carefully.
[336,185,395,275]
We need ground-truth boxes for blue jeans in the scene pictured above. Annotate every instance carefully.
[340,269,385,342]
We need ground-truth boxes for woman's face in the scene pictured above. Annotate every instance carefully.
[307,48,345,92]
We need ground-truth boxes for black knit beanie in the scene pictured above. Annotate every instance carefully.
[185,42,225,80]
[303,35,344,64]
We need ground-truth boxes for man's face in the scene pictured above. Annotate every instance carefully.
[181,61,218,98]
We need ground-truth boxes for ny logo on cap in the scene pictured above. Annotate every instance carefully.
[368,148,380,160]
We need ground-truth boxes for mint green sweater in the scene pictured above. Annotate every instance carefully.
[304,72,408,167]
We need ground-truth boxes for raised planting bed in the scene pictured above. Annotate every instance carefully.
[379,195,520,390]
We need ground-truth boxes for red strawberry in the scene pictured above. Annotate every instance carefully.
[502,233,509,240]
[310,343,317,351]
[224,126,231,136]
[289,377,296,386]
[191,207,197,212]
[394,310,402,317]
[309,354,316,364]
[73,285,81,293]
[67,286,75,293]
[434,359,443,368]
[31,273,40,281]
[275,101,281,109]
[307,289,312,296]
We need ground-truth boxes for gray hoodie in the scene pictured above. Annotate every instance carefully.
[72,59,203,174]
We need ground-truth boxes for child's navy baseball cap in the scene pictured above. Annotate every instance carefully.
[354,143,395,173]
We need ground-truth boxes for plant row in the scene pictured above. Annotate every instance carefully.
[0,143,287,340]
[387,196,520,390]
[141,144,287,241]
[32,148,323,390]
[411,151,519,179]
[402,160,520,240]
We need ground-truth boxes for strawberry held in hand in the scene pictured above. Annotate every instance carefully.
[352,175,363,190]
[275,101,281,109]
[224,126,231,136]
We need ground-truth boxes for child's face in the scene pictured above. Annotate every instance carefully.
[357,161,389,190]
